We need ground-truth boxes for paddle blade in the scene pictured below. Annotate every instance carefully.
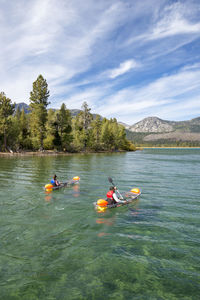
[108,177,113,184]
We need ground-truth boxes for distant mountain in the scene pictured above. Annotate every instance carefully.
[118,122,130,129]
[128,116,200,133]
[15,102,30,113]
[129,116,175,133]
[126,116,200,145]
[15,103,102,119]
[143,132,200,142]
[70,109,82,117]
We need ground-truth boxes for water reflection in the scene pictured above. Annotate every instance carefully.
[44,191,52,202]
[96,214,116,237]
[96,216,115,226]
[72,184,80,198]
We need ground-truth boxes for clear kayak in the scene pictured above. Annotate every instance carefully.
[44,176,80,191]
[94,188,141,212]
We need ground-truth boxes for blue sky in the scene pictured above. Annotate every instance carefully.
[0,0,200,125]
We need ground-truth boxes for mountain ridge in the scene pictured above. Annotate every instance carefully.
[15,103,101,119]
[125,116,200,145]
[15,103,200,144]
[125,116,200,133]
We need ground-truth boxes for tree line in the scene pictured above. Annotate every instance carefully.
[0,75,135,153]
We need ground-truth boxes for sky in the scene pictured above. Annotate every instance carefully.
[0,0,200,125]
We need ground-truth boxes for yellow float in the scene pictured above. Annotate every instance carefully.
[73,176,80,181]
[97,206,107,213]
[130,188,141,194]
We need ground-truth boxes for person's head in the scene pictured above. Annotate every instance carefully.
[53,174,57,180]
[109,186,115,191]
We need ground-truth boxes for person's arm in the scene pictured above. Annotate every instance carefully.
[113,192,126,203]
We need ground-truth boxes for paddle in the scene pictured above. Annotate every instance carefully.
[108,177,124,200]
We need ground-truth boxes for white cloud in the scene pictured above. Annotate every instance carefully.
[0,0,199,125]
[94,65,200,124]
[108,59,140,79]
[126,1,200,57]
[0,0,132,101]
[150,5,200,40]
[51,63,200,124]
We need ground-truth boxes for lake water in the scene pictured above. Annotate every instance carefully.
[0,149,200,299]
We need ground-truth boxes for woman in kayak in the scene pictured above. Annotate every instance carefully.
[52,174,60,187]
[106,186,126,205]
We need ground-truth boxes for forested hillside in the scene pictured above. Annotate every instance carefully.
[0,75,135,153]
[126,117,200,147]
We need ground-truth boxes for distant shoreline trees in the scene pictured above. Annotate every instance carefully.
[0,75,136,153]
[0,92,15,151]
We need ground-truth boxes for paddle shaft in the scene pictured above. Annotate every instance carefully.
[108,177,124,199]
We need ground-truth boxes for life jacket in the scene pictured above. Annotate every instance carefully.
[106,190,114,200]
[51,179,57,187]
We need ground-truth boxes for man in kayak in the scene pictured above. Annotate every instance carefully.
[106,186,126,205]
[52,174,61,187]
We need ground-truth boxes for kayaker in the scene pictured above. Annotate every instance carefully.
[52,174,60,187]
[106,186,126,205]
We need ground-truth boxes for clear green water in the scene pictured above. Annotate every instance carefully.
[0,149,200,300]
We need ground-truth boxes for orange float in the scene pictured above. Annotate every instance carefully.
[45,184,53,189]
[73,176,80,181]
[97,199,108,207]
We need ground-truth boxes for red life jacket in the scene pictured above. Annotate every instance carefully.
[107,190,114,200]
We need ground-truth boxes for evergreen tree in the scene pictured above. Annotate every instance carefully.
[0,92,15,151]
[117,125,127,148]
[43,109,56,150]
[71,102,93,151]
[8,107,21,151]
[57,103,72,150]
[90,115,102,150]
[19,109,31,149]
[43,105,72,151]
[15,106,21,121]
[82,101,92,131]
[108,118,117,150]
[29,75,50,150]
[100,119,110,150]
[81,101,93,149]
[71,114,86,151]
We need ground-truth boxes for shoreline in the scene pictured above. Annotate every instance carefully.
[0,149,129,156]
[0,147,200,156]
[137,147,200,149]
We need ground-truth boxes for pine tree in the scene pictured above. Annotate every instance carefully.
[71,114,85,151]
[10,107,21,150]
[43,109,56,150]
[19,108,31,149]
[100,119,110,150]
[0,92,15,151]
[29,75,50,150]
[57,103,72,150]
[90,115,102,150]
[81,101,93,149]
